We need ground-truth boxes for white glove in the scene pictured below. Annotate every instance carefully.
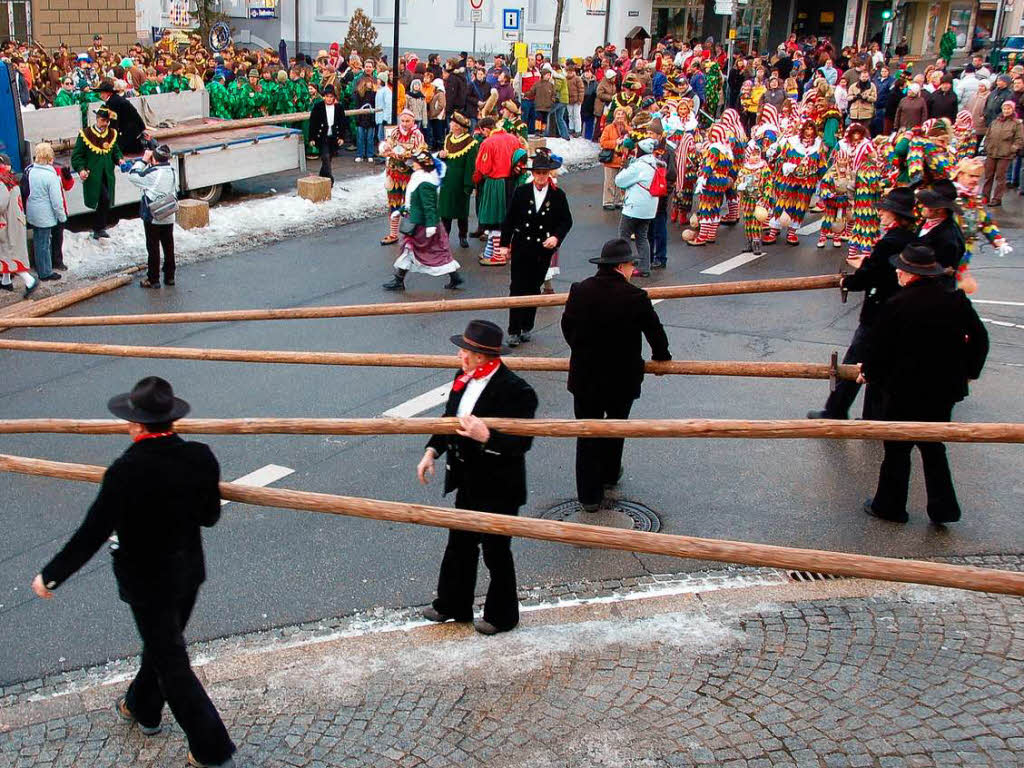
[425,226,437,238]
[390,210,401,219]
[782,162,796,176]
[995,239,1013,257]
[694,177,705,195]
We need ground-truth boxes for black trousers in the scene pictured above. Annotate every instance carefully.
[823,323,882,419]
[124,589,235,765]
[872,400,961,522]
[51,224,65,268]
[433,488,520,630]
[573,393,634,506]
[143,220,175,283]
[442,217,468,239]
[318,136,338,182]
[508,247,553,335]
[94,179,111,233]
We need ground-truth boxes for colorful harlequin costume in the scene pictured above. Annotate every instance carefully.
[952,111,978,164]
[672,130,700,222]
[952,159,1013,292]
[379,114,427,244]
[847,141,883,257]
[817,141,854,248]
[752,103,780,153]
[778,99,802,139]
[736,146,771,252]
[688,123,733,246]
[765,122,827,245]
[718,109,747,224]
[907,119,954,186]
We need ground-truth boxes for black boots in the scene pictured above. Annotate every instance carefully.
[382,268,407,291]
[445,271,464,290]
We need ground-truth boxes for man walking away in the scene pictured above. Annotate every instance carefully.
[124,143,177,288]
[32,377,237,768]
[562,239,671,512]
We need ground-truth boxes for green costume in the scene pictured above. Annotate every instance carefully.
[163,74,191,93]
[407,177,440,226]
[70,125,123,210]
[438,132,478,221]
[231,81,260,118]
[207,80,233,119]
[502,117,528,141]
[704,62,722,118]
[139,81,163,96]
[53,90,76,107]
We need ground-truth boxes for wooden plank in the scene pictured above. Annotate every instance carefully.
[0,274,132,332]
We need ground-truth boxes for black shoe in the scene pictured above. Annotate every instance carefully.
[652,261,666,269]
[863,498,908,524]
[519,331,531,343]
[164,278,175,286]
[115,696,162,736]
[474,619,515,635]
[507,333,521,347]
[635,270,650,278]
[0,281,12,291]
[469,228,484,238]
[40,273,62,281]
[603,466,624,489]
[96,230,111,239]
[928,507,962,525]
[382,275,405,291]
[139,279,160,289]
[580,502,601,513]
[422,606,470,623]
[445,272,464,290]
[459,237,469,248]
[806,409,843,420]
[53,262,68,271]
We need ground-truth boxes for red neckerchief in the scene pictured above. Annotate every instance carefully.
[920,215,945,235]
[133,431,175,443]
[452,359,501,393]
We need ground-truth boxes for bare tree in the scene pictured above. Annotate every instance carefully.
[552,0,565,61]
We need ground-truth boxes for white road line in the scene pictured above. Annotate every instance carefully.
[972,299,1024,307]
[382,382,451,418]
[221,464,295,506]
[700,251,763,275]
[796,218,823,235]
[981,317,1024,331]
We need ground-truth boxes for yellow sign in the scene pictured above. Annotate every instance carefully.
[513,42,527,58]
[728,28,736,39]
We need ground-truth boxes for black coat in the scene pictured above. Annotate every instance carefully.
[561,271,672,401]
[106,93,146,154]
[309,99,344,145]
[926,88,958,122]
[426,365,538,508]
[445,70,469,118]
[917,215,965,288]
[862,279,988,412]
[40,436,221,606]
[842,225,915,325]
[500,182,573,256]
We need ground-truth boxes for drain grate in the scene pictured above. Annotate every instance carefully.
[787,570,848,583]
[540,500,662,533]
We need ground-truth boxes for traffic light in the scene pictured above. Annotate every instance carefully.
[881,9,893,20]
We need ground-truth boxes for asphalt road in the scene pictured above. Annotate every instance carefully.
[2,167,1022,686]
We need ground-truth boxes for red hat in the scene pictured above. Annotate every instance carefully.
[329,42,340,52]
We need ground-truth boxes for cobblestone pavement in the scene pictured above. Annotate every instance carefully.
[2,559,1023,768]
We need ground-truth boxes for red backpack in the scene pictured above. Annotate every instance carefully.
[643,163,668,197]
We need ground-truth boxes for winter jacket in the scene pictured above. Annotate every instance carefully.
[25,164,67,228]
[595,78,617,116]
[554,72,569,104]
[428,89,446,120]
[445,70,468,118]
[873,75,894,110]
[582,80,598,118]
[528,79,557,111]
[847,81,876,120]
[466,78,488,119]
[968,91,989,135]
[985,86,1013,127]
[405,90,428,123]
[126,160,177,225]
[927,88,958,122]
[600,123,627,168]
[567,72,584,104]
[894,94,928,132]
[375,86,392,125]
[614,153,659,220]
[983,115,1024,158]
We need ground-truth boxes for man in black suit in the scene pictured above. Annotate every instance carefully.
[808,187,917,420]
[309,84,344,183]
[97,80,147,154]
[561,239,671,511]
[417,320,538,635]
[31,377,236,768]
[860,244,989,524]
[914,179,965,288]
[500,148,573,347]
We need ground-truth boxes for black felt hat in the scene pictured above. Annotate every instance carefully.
[889,242,949,277]
[107,376,191,423]
[96,80,115,93]
[915,179,962,214]
[589,237,635,265]
[878,187,916,219]
[530,147,562,171]
[450,319,512,356]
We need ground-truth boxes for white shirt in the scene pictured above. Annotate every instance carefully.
[456,367,499,417]
[325,103,336,130]
[532,182,549,211]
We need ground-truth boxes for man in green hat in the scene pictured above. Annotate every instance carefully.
[71,105,123,239]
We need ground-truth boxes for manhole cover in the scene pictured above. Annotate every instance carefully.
[540,500,661,532]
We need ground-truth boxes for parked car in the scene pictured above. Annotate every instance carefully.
[994,35,1024,68]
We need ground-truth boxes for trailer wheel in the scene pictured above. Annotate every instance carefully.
[189,184,223,205]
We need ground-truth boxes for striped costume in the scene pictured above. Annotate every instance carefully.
[672,131,700,221]
[381,122,427,243]
[767,131,827,244]
[952,111,978,163]
[719,109,747,224]
[689,124,734,246]
[907,120,954,187]
[954,182,1009,290]
[847,143,883,257]
[817,140,854,248]
[736,157,770,246]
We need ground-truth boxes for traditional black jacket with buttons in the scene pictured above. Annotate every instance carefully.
[499,181,573,256]
[841,224,915,326]
[40,435,222,606]
[426,364,538,509]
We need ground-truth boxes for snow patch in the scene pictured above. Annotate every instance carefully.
[61,138,599,280]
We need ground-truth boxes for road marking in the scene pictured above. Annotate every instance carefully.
[981,317,1024,331]
[972,299,1024,307]
[382,382,451,418]
[700,251,762,275]
[796,218,822,235]
[222,464,295,506]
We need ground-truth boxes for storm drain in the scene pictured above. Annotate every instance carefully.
[540,500,662,533]
[786,570,848,583]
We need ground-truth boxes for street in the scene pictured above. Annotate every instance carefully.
[1,165,1022,688]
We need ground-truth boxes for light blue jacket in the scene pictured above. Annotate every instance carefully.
[614,154,659,220]
[25,164,67,228]
[375,85,393,125]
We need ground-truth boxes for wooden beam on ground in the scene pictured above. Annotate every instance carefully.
[0,274,844,328]
[0,274,132,332]
[2,451,1022,597]
[0,417,1021,443]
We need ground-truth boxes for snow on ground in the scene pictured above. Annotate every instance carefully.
[63,138,600,280]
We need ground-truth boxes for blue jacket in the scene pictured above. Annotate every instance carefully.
[652,71,667,100]
[873,74,894,109]
[25,164,67,228]
[614,154,659,220]
[375,85,392,125]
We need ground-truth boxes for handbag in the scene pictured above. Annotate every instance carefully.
[598,147,615,164]
[398,215,417,235]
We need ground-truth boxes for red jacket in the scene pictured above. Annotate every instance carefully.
[474,129,522,183]
[521,68,540,96]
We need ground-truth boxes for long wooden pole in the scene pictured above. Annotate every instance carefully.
[0,274,843,328]
[0,274,132,333]
[0,417,1021,443]
[2,452,1022,596]
[0,338,860,381]
[148,108,379,140]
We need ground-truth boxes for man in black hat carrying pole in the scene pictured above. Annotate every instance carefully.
[808,187,917,420]
[561,238,671,512]
[417,320,538,635]
[860,244,989,525]
[31,377,237,768]
[309,85,343,183]
[914,179,966,287]
[500,148,573,347]
[71,105,123,239]
[97,79,147,155]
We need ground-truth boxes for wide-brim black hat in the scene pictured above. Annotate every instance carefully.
[96,80,115,93]
[450,319,512,355]
[878,187,916,219]
[108,376,191,423]
[589,237,634,265]
[915,180,962,214]
[889,242,949,277]
[530,147,562,171]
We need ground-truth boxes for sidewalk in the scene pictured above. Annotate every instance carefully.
[2,558,1022,767]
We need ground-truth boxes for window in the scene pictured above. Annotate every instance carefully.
[456,0,494,26]
[526,0,569,32]
[315,0,347,21]
[373,0,407,21]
